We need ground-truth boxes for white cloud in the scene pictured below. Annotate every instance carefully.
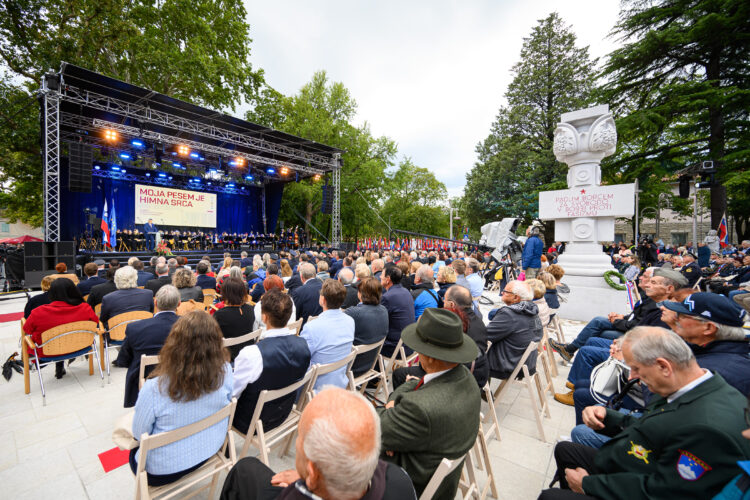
[242,0,621,195]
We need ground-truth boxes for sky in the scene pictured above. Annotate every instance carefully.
[242,0,622,199]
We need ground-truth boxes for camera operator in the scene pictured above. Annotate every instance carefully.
[637,237,658,267]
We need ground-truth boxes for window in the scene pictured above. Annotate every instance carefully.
[614,233,626,244]
[0,222,9,233]
[672,232,687,246]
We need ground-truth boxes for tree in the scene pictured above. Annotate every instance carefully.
[464,12,596,242]
[381,159,449,237]
[599,0,750,239]
[0,0,264,225]
[247,71,398,242]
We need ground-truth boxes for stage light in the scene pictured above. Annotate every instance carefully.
[131,139,144,148]
[158,172,167,178]
[145,173,151,177]
[234,157,245,167]
[241,186,246,190]
[173,162,182,169]
[119,152,131,160]
[104,129,118,141]
[266,167,275,175]
[93,165,101,170]
[313,174,321,181]
[190,152,200,159]
[226,183,235,188]
[168,176,173,180]
[111,166,121,171]
[245,175,253,181]
[177,145,190,156]
[280,166,289,175]
[208,168,218,174]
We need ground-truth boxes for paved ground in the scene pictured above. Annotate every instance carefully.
[0,291,583,499]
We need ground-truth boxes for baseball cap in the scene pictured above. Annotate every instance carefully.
[660,292,747,327]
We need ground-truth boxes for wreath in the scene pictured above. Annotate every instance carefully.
[603,270,627,290]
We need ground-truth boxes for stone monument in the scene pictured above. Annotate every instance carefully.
[538,104,635,321]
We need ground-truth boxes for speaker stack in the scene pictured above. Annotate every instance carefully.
[24,241,76,288]
[68,142,94,193]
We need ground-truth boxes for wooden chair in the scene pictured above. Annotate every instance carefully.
[134,398,238,500]
[308,351,358,399]
[346,338,389,399]
[459,417,499,500]
[287,318,303,336]
[548,314,565,343]
[202,289,217,310]
[419,455,469,500]
[94,303,102,317]
[234,366,317,465]
[481,383,501,443]
[138,354,160,390]
[22,320,104,405]
[99,311,154,382]
[485,341,550,442]
[222,329,262,351]
[176,299,203,315]
[82,294,89,303]
[379,338,418,392]
[537,330,557,391]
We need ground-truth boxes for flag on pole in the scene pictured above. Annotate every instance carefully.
[101,198,110,248]
[109,197,117,248]
[717,213,729,248]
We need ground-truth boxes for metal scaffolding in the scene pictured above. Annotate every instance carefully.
[331,154,342,247]
[42,85,61,242]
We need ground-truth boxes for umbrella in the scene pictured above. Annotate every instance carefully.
[0,235,43,244]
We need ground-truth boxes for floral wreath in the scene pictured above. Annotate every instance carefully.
[603,270,627,290]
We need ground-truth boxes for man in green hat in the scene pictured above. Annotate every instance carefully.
[377,308,480,500]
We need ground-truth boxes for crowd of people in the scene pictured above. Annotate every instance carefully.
[19,228,750,499]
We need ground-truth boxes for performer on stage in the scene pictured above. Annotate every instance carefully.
[144,218,157,251]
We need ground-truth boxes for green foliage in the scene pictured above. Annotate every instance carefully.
[0,0,264,225]
[247,71,399,241]
[464,13,596,239]
[599,0,750,239]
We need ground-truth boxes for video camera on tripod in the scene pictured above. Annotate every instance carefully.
[479,218,524,289]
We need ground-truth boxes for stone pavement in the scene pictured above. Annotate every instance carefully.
[0,290,584,499]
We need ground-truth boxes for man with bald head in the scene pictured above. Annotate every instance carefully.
[338,267,359,309]
[220,388,416,500]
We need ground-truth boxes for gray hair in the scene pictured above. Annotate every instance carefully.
[114,266,138,289]
[253,254,263,267]
[150,256,158,266]
[338,268,354,285]
[508,280,533,301]
[156,256,167,265]
[445,285,472,310]
[167,257,178,267]
[241,251,248,258]
[644,267,657,276]
[354,263,371,280]
[299,262,316,280]
[155,263,169,276]
[127,256,139,266]
[303,389,380,499]
[155,285,180,311]
[624,326,695,368]
[713,323,747,342]
[228,266,244,280]
[416,264,434,284]
[466,258,480,273]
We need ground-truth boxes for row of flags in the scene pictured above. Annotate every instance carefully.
[355,237,468,252]
[100,197,117,249]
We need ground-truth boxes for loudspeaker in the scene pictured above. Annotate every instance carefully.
[678,176,691,199]
[25,241,43,257]
[23,240,76,288]
[68,142,94,192]
[321,185,333,214]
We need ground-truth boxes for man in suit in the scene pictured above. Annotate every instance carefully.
[99,266,154,329]
[132,259,155,287]
[291,262,323,324]
[145,263,171,295]
[328,250,342,278]
[195,261,217,290]
[378,308,480,500]
[380,265,415,358]
[239,251,252,268]
[77,262,106,296]
[114,285,180,407]
[338,268,359,309]
[144,218,157,251]
[144,256,158,276]
[87,267,118,308]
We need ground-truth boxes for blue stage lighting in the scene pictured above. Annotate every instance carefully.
[226,183,235,188]
[158,172,167,178]
[131,139,144,148]
[93,165,101,170]
[266,167,275,174]
[190,152,200,159]
[173,162,181,169]
[168,176,173,180]
[245,175,253,180]
[199,156,205,161]
[172,151,177,156]
[119,152,131,160]
[228,160,237,167]
[110,166,121,171]
[145,173,151,177]
[208,168,218,173]
[241,186,246,190]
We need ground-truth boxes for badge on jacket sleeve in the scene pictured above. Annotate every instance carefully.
[677,450,712,481]
[627,441,651,464]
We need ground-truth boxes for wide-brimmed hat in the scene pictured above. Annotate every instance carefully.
[401,308,478,364]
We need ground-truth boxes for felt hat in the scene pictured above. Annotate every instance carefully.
[401,308,478,364]
[653,268,688,287]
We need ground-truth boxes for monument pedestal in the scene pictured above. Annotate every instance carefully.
[556,275,629,322]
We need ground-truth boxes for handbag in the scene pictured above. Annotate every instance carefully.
[590,356,630,405]
[112,411,138,450]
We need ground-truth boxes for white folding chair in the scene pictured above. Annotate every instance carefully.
[485,341,551,442]
[379,337,418,393]
[287,318,303,336]
[459,417,499,500]
[481,383,501,443]
[346,338,389,398]
[537,330,557,393]
[134,398,238,500]
[307,350,358,399]
[419,455,470,500]
[139,354,160,390]
[222,328,262,350]
[234,366,317,465]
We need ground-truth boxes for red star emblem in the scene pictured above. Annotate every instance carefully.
[580,189,586,194]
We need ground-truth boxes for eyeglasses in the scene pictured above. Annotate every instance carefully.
[501,290,517,296]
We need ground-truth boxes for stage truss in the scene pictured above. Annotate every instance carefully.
[40,63,343,246]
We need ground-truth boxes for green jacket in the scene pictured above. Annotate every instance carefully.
[583,373,750,499]
[377,364,480,500]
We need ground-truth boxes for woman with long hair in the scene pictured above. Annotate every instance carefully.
[22,278,98,379]
[131,311,232,486]
[217,257,233,280]
[213,277,255,360]
[279,259,293,282]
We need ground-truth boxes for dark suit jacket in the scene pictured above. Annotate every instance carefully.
[196,274,217,290]
[292,278,323,324]
[378,365,480,499]
[136,271,155,287]
[240,257,252,268]
[380,284,415,357]
[24,292,51,319]
[77,276,107,296]
[115,311,179,407]
[341,283,359,309]
[284,273,303,295]
[100,288,154,328]
[87,280,118,308]
[145,275,172,295]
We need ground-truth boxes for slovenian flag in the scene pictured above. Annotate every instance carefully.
[101,198,110,247]
[717,213,729,248]
[109,197,117,248]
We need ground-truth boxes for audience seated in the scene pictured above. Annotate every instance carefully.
[435,265,456,308]
[486,280,542,380]
[99,266,154,329]
[547,264,569,296]
[338,268,359,309]
[528,279,551,328]
[539,327,750,500]
[395,260,412,291]
[23,277,99,379]
[24,275,54,318]
[538,272,560,310]
[371,259,384,281]
[221,387,416,500]
[252,275,296,331]
[410,264,439,320]
[130,310,233,487]
[300,280,355,391]
[316,260,330,282]
[291,262,323,324]
[172,268,203,302]
[380,265,415,358]
[344,277,389,377]
[378,308,480,499]
[195,261,217,290]
[132,259,155,287]
[144,264,172,295]
[87,267,118,308]
[77,262,106,296]
[214,277,256,361]
[231,289,311,435]
[251,264,277,304]
[115,285,180,407]
[47,262,79,284]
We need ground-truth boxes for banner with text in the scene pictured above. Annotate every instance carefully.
[538,183,635,219]
[134,184,217,227]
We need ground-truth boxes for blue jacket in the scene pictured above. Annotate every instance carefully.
[522,235,543,270]
[411,284,439,320]
[99,288,154,329]
[77,276,107,296]
[693,340,750,396]
[196,274,217,290]
[292,278,323,324]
